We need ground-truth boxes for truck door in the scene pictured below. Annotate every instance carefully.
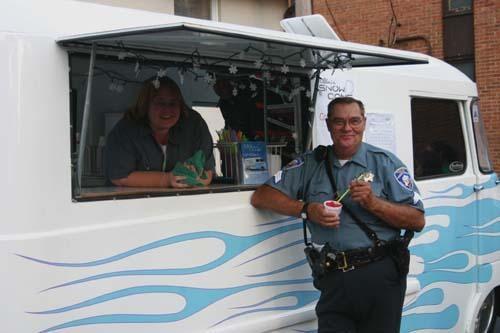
[408,97,479,331]
[466,98,500,332]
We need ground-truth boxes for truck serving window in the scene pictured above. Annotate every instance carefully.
[60,21,427,201]
[69,54,310,201]
[411,98,467,180]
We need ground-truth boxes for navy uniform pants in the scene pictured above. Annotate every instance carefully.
[314,256,406,333]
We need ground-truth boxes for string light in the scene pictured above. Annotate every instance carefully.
[108,79,125,93]
[254,59,263,68]
[98,42,354,101]
[280,64,290,74]
[228,64,238,74]
[157,68,167,78]
[204,72,214,85]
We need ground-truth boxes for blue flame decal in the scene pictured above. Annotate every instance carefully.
[402,305,459,331]
[423,174,497,200]
[22,223,303,292]
[247,258,308,278]
[18,218,298,268]
[32,279,312,332]
[237,239,304,267]
[212,290,319,327]
[400,174,500,332]
[403,288,443,311]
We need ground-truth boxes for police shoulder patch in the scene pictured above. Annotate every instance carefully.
[394,167,414,191]
[284,157,304,170]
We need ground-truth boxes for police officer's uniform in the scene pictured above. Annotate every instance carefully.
[265,142,424,333]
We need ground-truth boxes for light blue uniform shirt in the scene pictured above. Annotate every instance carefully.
[266,143,424,251]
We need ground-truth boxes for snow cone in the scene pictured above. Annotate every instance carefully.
[323,200,342,215]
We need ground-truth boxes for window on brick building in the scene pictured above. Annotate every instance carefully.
[443,0,475,80]
[412,98,467,180]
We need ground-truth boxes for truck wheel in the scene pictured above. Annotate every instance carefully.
[475,291,496,333]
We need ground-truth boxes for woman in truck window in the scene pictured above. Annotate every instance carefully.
[105,76,215,188]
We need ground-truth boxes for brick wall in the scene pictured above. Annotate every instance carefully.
[313,0,500,170]
[474,0,500,171]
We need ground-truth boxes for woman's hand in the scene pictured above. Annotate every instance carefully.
[164,172,189,188]
[196,170,213,186]
[182,164,213,187]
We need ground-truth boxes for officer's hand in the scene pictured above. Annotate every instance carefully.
[349,180,375,208]
[307,202,341,228]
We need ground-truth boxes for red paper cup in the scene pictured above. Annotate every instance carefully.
[323,200,342,215]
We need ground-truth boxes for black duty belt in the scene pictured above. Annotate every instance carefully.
[320,243,389,273]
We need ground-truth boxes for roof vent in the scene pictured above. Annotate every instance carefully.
[280,14,340,40]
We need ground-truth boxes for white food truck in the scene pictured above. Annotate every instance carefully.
[1,1,499,332]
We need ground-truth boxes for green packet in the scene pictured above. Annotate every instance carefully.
[172,150,208,186]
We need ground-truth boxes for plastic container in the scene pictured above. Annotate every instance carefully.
[323,200,343,215]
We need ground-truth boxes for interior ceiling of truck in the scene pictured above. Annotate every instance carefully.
[58,23,428,71]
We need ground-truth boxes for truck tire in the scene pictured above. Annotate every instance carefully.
[475,290,496,333]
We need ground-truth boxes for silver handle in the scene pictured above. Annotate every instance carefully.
[495,179,500,185]
[473,184,484,192]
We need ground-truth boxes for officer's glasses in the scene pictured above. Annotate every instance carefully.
[328,116,365,129]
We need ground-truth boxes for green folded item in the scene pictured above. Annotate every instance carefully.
[172,150,208,186]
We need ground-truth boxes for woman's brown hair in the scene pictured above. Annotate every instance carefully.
[125,76,189,124]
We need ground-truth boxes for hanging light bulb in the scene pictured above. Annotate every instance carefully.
[115,81,124,93]
[108,80,116,92]
[178,68,185,85]
[152,77,161,89]
[192,60,200,72]
[118,51,127,60]
[134,61,141,78]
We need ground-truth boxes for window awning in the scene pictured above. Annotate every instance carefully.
[57,21,428,71]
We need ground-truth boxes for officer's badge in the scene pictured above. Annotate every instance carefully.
[394,167,414,191]
[283,157,304,170]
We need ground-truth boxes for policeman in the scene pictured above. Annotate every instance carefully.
[251,97,425,333]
